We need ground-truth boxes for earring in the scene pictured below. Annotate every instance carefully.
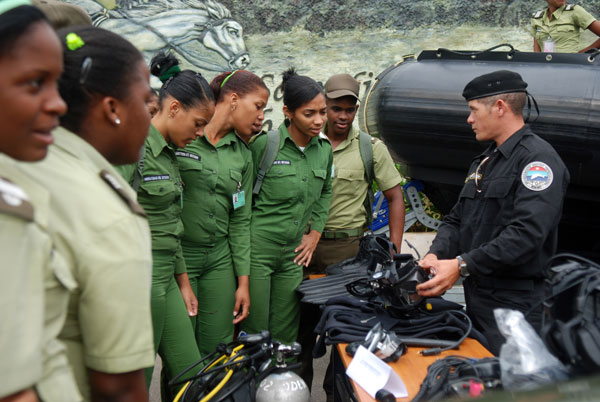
[114,118,121,125]
[231,105,236,112]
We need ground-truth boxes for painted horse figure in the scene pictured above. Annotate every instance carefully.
[67,0,250,71]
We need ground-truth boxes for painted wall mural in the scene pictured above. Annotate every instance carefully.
[62,0,600,131]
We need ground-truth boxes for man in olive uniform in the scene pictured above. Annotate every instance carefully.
[417,70,570,355]
[298,74,405,392]
[532,0,600,52]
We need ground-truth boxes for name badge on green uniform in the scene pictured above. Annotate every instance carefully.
[232,181,245,209]
[232,190,245,209]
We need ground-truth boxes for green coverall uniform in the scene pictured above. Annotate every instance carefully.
[178,131,253,355]
[116,124,201,387]
[17,127,154,401]
[0,155,82,402]
[242,123,333,344]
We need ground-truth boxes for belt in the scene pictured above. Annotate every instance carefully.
[469,275,542,291]
[321,227,365,239]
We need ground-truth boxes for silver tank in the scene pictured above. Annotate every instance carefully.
[256,371,310,402]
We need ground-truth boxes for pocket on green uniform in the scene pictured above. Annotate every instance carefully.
[264,167,297,200]
[140,179,180,209]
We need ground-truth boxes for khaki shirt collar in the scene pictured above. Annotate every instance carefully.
[147,124,171,158]
[546,4,566,21]
[279,122,320,150]
[53,126,109,169]
[322,122,358,152]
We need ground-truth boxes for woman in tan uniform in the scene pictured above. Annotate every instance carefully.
[17,25,155,402]
[0,2,79,402]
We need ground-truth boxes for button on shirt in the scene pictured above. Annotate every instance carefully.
[250,123,333,244]
[178,131,253,277]
[323,125,402,230]
[429,125,569,280]
[116,124,186,274]
[531,5,596,52]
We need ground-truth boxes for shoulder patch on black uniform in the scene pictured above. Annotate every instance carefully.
[100,170,147,217]
[532,10,544,18]
[565,4,575,11]
[0,177,33,221]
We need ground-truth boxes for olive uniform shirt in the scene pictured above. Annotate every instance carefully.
[250,123,333,244]
[0,155,82,401]
[178,131,252,276]
[531,4,596,53]
[18,127,154,400]
[117,124,186,274]
[429,125,569,280]
[323,124,402,230]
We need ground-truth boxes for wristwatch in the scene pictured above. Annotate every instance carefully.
[456,255,469,277]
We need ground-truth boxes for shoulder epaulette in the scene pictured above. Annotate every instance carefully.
[100,170,147,217]
[532,10,544,18]
[565,4,575,11]
[0,178,33,221]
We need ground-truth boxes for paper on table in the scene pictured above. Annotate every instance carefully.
[346,345,408,398]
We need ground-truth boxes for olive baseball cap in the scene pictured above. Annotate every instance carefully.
[324,73,360,100]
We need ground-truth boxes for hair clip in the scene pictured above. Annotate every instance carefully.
[65,33,85,51]
[79,57,92,85]
[220,70,238,88]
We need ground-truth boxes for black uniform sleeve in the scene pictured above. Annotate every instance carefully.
[464,152,569,276]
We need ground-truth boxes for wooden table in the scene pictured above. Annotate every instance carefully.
[334,338,493,401]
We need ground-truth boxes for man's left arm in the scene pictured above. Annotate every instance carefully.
[372,140,405,248]
[574,6,600,52]
[382,185,404,249]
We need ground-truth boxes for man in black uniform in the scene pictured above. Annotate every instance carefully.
[416,70,570,355]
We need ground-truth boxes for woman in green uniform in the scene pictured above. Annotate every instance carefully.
[116,52,216,394]
[0,3,79,402]
[178,69,268,355]
[16,25,155,401]
[242,68,333,345]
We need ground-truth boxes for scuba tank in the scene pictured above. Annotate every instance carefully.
[255,343,310,402]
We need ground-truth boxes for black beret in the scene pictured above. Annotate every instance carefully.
[462,70,528,101]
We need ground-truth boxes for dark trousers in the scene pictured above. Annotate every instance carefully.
[297,236,361,393]
[463,277,544,356]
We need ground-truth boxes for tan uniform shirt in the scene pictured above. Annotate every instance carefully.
[531,4,596,53]
[0,155,82,401]
[323,125,402,230]
[18,127,154,400]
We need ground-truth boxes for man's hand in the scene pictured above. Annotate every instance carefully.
[294,230,322,267]
[419,253,439,271]
[416,258,460,297]
[176,273,198,317]
[233,275,250,324]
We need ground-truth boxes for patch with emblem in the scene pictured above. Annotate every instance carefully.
[273,160,291,165]
[521,162,553,191]
[175,151,200,161]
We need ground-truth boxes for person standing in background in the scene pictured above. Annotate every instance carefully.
[532,0,600,52]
